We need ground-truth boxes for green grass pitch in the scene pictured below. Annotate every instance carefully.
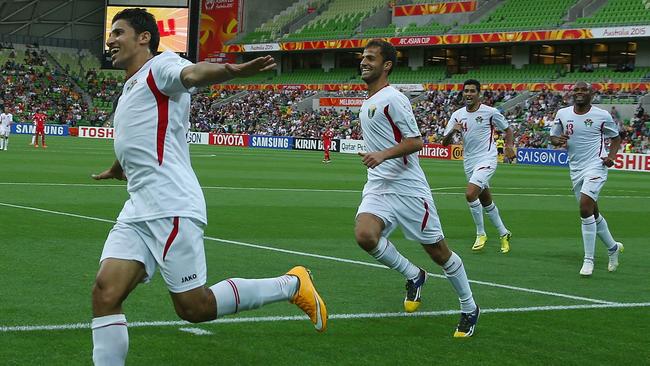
[1,135,649,365]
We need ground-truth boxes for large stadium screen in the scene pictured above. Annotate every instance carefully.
[104,6,189,53]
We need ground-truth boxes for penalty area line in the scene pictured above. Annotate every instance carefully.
[2,302,650,333]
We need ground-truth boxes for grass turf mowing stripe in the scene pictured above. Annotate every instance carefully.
[3,302,649,333]
[0,202,616,305]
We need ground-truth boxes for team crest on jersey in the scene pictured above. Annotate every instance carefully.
[126,79,138,91]
[368,104,377,118]
[584,118,594,127]
[475,116,483,124]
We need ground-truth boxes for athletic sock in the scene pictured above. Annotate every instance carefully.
[209,275,298,317]
[442,252,476,313]
[468,199,485,235]
[3,139,7,150]
[484,202,509,236]
[581,215,597,261]
[595,214,618,251]
[370,236,421,280]
[92,314,128,366]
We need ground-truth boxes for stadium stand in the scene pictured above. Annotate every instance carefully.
[456,0,576,32]
[446,64,561,83]
[283,0,388,41]
[574,0,650,27]
[239,0,329,44]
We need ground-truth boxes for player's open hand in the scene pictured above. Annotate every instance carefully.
[91,168,126,181]
[601,156,615,168]
[225,56,276,78]
[358,151,385,169]
[505,146,516,160]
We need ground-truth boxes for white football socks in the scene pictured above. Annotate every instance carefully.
[595,214,618,251]
[468,199,485,235]
[581,215,597,261]
[92,314,128,366]
[442,252,476,313]
[0,138,4,149]
[209,275,298,317]
[3,138,7,150]
[484,202,509,236]
[370,236,421,280]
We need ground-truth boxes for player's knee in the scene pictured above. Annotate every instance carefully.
[92,279,123,312]
[465,190,477,202]
[174,303,210,323]
[354,228,379,251]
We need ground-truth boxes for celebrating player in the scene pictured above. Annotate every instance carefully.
[0,106,13,151]
[442,80,515,253]
[355,39,479,337]
[550,81,623,276]
[90,9,326,366]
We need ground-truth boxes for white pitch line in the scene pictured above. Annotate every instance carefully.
[0,203,617,305]
[205,236,616,305]
[0,182,648,199]
[2,302,649,333]
[179,327,213,336]
[1,202,616,304]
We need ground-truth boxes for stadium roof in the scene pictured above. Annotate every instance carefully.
[0,0,104,42]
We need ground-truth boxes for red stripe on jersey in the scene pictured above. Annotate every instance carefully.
[383,105,408,165]
[226,279,240,313]
[421,200,430,232]
[487,116,494,152]
[146,70,170,166]
[599,121,605,157]
[162,216,179,261]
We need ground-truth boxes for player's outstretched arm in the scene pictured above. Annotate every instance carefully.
[92,159,126,181]
[358,137,422,169]
[181,56,276,88]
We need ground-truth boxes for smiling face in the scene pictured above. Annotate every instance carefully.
[571,81,592,107]
[463,84,480,109]
[360,46,390,84]
[106,19,151,70]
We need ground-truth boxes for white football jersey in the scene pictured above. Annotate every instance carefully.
[359,85,431,197]
[444,104,509,166]
[551,105,619,176]
[0,113,12,129]
[113,51,206,224]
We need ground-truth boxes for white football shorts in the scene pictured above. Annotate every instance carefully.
[464,159,496,190]
[100,217,207,293]
[572,168,608,202]
[0,127,9,137]
[356,193,444,244]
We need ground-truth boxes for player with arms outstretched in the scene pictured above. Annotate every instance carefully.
[550,81,623,276]
[442,79,515,253]
[355,39,479,337]
[90,9,326,366]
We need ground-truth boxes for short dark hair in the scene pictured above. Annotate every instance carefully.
[365,39,397,75]
[112,8,160,55]
[463,79,481,91]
